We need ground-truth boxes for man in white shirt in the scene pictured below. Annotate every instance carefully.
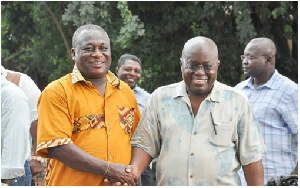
[1,66,43,185]
[108,36,266,186]
[1,74,31,185]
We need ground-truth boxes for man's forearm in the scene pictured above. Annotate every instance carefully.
[130,147,153,177]
[30,120,38,154]
[48,143,108,175]
[243,159,264,185]
[49,144,138,185]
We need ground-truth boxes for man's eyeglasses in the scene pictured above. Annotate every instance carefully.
[181,58,217,73]
[240,55,269,61]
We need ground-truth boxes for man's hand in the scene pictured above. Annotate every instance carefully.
[104,164,138,186]
[30,159,44,176]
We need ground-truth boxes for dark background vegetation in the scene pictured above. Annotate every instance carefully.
[1,1,298,92]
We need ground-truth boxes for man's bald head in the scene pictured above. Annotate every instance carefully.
[244,37,277,66]
[181,36,218,60]
[248,37,277,56]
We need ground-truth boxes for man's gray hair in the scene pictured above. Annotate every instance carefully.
[72,24,108,48]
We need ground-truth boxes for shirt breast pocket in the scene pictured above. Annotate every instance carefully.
[118,106,135,135]
[73,114,106,134]
[211,119,235,147]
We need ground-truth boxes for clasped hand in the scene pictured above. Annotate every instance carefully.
[104,164,138,186]
[30,159,44,176]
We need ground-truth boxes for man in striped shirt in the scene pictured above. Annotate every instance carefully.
[235,37,298,185]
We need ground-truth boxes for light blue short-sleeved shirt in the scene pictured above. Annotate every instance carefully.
[235,70,298,184]
[131,80,266,186]
[133,86,150,113]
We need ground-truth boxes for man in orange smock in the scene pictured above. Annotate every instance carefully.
[36,24,140,186]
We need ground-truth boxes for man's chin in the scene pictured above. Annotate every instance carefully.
[244,72,251,77]
[129,84,136,89]
[122,81,136,89]
[124,81,136,89]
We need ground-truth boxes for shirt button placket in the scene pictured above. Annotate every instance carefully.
[109,150,112,161]
[189,119,197,185]
[107,122,111,132]
[107,123,112,161]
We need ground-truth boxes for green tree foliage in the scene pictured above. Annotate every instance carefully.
[1,1,297,92]
[2,2,37,76]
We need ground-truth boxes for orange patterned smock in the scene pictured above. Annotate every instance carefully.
[36,66,140,185]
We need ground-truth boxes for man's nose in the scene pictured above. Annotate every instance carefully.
[242,59,248,65]
[195,65,205,74]
[92,48,104,57]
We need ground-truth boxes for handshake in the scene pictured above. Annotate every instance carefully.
[103,163,140,186]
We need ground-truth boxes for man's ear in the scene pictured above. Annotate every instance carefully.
[115,67,119,75]
[71,48,76,60]
[264,55,272,66]
[266,55,272,63]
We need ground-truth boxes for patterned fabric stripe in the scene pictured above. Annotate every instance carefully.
[71,65,85,84]
[37,138,73,152]
[44,158,52,186]
[72,66,120,89]
[106,70,121,89]
[73,114,106,133]
[118,107,135,134]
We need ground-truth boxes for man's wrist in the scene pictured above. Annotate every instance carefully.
[1,179,11,185]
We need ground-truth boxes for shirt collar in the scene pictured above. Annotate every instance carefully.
[71,65,121,89]
[173,81,187,98]
[207,81,221,102]
[106,70,121,89]
[243,69,278,90]
[262,69,278,89]
[71,65,85,84]
[172,80,221,103]
[133,86,142,92]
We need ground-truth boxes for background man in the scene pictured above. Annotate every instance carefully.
[36,24,140,186]
[128,36,266,185]
[1,65,43,185]
[1,73,31,186]
[235,37,298,185]
[115,53,153,186]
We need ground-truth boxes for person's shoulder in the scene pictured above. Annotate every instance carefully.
[5,69,32,82]
[135,86,150,96]
[151,82,181,97]
[275,72,297,88]
[19,72,34,81]
[273,73,298,99]
[43,74,71,92]
[215,81,250,100]
[234,78,250,89]
[157,82,180,91]
[2,79,27,100]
